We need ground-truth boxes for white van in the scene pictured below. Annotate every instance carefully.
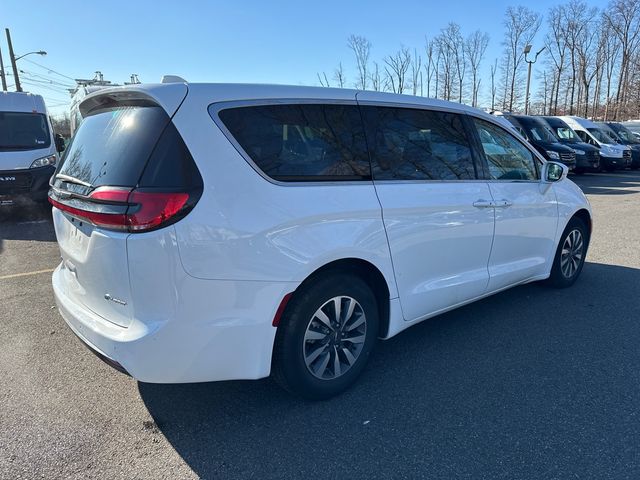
[0,92,61,205]
[50,82,592,399]
[558,116,631,171]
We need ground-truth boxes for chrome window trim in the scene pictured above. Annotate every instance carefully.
[208,98,547,187]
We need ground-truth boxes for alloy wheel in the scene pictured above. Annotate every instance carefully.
[560,228,584,278]
[303,296,367,380]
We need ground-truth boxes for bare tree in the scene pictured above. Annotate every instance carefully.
[51,113,71,138]
[545,4,569,114]
[370,61,382,91]
[333,62,346,88]
[384,46,412,94]
[500,6,542,111]
[435,25,457,100]
[561,0,597,114]
[466,30,490,107]
[573,4,600,117]
[410,49,422,95]
[601,23,622,119]
[490,58,499,111]
[347,35,371,90]
[450,24,467,103]
[317,71,330,87]
[604,0,640,119]
[424,38,437,97]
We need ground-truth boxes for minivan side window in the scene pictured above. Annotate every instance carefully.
[360,106,476,181]
[217,104,370,182]
[473,118,538,181]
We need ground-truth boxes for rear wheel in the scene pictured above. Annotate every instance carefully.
[545,217,589,288]
[272,273,379,399]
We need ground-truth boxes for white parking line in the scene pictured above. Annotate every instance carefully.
[0,268,55,280]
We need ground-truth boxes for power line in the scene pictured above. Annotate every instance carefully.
[19,69,74,88]
[20,77,70,90]
[21,58,75,82]
[21,79,72,95]
[20,78,73,92]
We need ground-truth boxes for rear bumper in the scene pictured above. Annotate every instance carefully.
[52,263,297,383]
[0,165,54,203]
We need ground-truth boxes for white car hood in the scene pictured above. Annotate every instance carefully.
[0,147,56,170]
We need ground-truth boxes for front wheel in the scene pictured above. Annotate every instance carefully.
[272,273,379,399]
[545,217,589,288]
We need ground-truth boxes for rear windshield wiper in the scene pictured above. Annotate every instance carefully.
[54,173,93,188]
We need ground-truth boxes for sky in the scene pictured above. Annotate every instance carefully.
[1,0,605,116]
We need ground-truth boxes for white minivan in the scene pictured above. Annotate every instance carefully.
[0,92,61,205]
[50,82,592,399]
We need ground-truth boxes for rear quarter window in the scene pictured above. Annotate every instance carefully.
[215,103,370,182]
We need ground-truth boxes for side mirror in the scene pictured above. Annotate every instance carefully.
[542,161,568,183]
[55,134,66,153]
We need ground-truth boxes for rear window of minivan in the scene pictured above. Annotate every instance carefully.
[216,104,370,181]
[53,105,201,196]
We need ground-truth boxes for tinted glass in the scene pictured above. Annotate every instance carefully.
[609,124,639,143]
[0,112,51,150]
[217,104,370,181]
[360,106,475,180]
[139,121,203,189]
[554,126,579,142]
[473,118,538,180]
[519,119,556,142]
[587,128,615,143]
[54,106,169,194]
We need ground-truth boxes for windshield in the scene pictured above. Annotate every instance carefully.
[0,112,51,150]
[611,125,640,143]
[522,122,556,143]
[552,125,579,142]
[588,128,616,144]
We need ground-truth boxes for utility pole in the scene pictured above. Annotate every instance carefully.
[5,28,21,92]
[0,42,7,91]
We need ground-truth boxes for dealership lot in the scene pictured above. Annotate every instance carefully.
[1,173,640,479]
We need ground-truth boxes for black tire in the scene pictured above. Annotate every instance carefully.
[272,273,379,400]
[545,217,589,288]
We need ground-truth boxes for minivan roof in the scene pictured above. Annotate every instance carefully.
[0,91,47,114]
[79,82,500,124]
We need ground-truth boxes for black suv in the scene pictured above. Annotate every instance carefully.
[542,117,600,173]
[502,114,577,170]
[601,122,640,170]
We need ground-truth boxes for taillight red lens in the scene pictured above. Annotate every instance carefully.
[49,188,192,233]
[127,191,189,231]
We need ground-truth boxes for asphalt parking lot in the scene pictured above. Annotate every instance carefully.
[1,173,640,479]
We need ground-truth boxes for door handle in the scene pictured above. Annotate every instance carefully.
[495,199,513,208]
[473,199,494,208]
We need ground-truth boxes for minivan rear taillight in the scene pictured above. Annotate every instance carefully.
[49,187,196,233]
